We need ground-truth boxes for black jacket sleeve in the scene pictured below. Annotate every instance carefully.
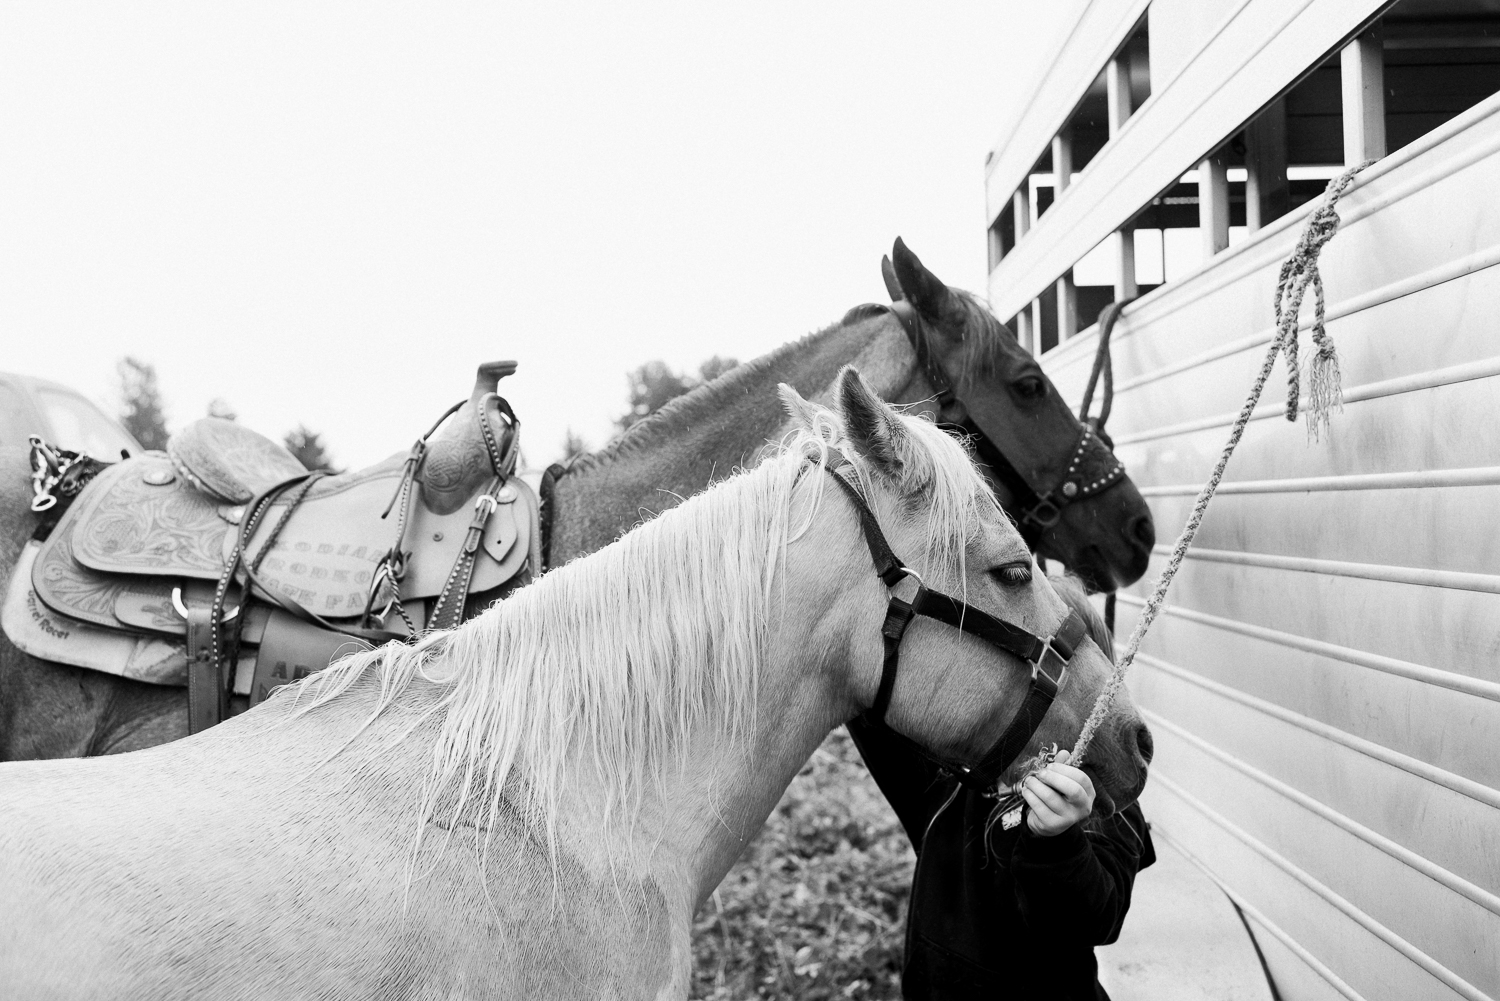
[1009,802,1155,946]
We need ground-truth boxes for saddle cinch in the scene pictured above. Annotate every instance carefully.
[3,362,541,733]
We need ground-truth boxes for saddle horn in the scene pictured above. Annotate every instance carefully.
[421,361,520,515]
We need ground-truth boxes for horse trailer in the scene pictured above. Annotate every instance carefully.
[985,2,1500,998]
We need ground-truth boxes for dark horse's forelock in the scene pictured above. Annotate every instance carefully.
[947,290,1022,382]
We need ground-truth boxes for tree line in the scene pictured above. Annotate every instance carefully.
[560,355,738,463]
[120,353,741,472]
[115,357,336,472]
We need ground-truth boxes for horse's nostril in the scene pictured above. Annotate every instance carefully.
[1136,724,1154,764]
[1130,514,1155,550]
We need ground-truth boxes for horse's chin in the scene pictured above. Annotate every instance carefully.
[1088,779,1118,819]
[1085,764,1147,819]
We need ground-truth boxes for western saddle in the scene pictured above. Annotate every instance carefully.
[12,361,541,733]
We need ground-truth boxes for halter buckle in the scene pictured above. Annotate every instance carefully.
[1031,643,1067,698]
[1022,496,1062,529]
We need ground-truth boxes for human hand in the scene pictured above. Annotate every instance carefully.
[1021,749,1095,836]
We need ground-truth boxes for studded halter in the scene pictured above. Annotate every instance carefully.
[886,300,1127,542]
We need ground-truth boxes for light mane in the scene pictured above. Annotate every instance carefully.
[293,393,996,855]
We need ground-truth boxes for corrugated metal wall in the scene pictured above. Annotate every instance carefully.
[1041,90,1500,1001]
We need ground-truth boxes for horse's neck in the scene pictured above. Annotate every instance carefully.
[548,313,926,563]
[555,505,873,914]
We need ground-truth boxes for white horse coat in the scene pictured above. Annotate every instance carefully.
[0,373,1146,999]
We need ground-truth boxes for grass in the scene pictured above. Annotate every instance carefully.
[690,727,915,1001]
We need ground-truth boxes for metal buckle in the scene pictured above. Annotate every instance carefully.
[1022,496,1062,528]
[363,563,400,624]
[1031,638,1067,694]
[171,587,240,622]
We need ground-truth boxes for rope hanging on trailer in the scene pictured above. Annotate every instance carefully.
[1063,160,1374,767]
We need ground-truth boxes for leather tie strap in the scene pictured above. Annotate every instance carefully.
[874,597,916,720]
[185,606,220,734]
[429,393,519,632]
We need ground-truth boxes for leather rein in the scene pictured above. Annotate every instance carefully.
[825,456,1088,792]
[887,300,1126,548]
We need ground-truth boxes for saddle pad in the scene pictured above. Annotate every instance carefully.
[168,417,308,504]
[66,455,234,580]
[4,540,188,685]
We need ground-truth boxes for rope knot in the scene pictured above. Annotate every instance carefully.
[1272,161,1371,440]
[1067,161,1371,768]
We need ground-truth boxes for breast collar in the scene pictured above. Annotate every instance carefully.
[886,300,1126,543]
[823,456,1088,793]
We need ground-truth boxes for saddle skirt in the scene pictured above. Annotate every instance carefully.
[7,362,540,713]
[39,450,534,635]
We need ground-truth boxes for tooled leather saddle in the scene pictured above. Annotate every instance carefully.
[4,362,541,733]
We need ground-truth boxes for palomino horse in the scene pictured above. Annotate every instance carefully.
[0,372,1150,999]
[0,240,1153,759]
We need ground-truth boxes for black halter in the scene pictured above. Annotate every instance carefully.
[825,458,1089,792]
[886,300,1127,544]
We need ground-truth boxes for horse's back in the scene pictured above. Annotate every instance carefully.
[0,696,679,999]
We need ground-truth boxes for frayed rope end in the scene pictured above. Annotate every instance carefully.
[1304,344,1344,442]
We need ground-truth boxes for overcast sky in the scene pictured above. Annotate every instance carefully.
[1,1,1079,469]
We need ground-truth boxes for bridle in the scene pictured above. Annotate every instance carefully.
[887,300,1126,548]
[825,456,1089,792]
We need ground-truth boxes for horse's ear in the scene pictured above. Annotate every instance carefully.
[777,383,823,433]
[880,255,905,301]
[891,237,953,323]
[836,367,908,478]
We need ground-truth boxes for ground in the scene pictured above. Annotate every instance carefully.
[690,727,913,1001]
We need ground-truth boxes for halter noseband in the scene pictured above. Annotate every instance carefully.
[824,457,1089,792]
[886,301,1127,540]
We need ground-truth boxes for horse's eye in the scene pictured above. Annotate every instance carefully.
[991,562,1033,586]
[1012,376,1046,401]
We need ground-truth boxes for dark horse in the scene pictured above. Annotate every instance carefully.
[0,241,1153,759]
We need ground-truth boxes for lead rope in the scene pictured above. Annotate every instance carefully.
[1080,298,1132,633]
[1065,161,1372,767]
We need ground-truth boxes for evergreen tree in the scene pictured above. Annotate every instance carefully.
[696,355,738,383]
[283,425,339,473]
[560,427,590,464]
[116,357,169,451]
[614,355,740,432]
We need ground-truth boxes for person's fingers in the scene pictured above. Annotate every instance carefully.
[1048,762,1090,788]
[1021,786,1064,829]
[1035,768,1087,804]
[1054,749,1072,764]
[1025,774,1068,814]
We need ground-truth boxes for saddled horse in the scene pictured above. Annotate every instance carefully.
[0,372,1151,999]
[0,240,1154,759]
